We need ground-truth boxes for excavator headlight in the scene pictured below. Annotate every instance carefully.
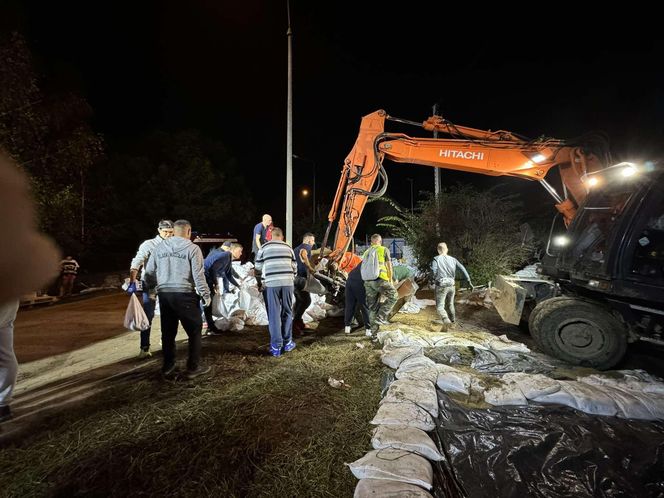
[553,235,570,247]
[621,164,637,177]
[531,154,547,164]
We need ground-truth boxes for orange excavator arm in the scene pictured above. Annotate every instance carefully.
[321,109,606,262]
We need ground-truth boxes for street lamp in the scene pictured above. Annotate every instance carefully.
[293,154,316,224]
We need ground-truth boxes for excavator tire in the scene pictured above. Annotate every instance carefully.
[528,296,576,345]
[530,297,627,370]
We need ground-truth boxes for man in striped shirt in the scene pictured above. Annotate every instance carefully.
[254,227,298,357]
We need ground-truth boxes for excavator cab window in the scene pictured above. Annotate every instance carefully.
[629,194,664,283]
[567,188,633,275]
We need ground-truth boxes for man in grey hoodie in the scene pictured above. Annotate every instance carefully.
[144,220,212,379]
[129,219,174,358]
[431,242,474,328]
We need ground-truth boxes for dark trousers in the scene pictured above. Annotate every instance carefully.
[266,286,294,349]
[345,279,369,327]
[158,292,203,371]
[293,287,311,321]
[139,293,156,350]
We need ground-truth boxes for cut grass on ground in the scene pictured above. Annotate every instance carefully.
[0,332,383,497]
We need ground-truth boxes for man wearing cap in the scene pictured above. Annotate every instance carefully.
[128,219,174,358]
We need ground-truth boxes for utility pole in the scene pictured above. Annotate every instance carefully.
[286,0,293,245]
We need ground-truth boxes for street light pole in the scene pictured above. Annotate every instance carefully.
[286,0,293,245]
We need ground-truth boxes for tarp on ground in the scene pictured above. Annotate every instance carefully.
[431,391,664,498]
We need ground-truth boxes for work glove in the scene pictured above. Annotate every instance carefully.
[126,281,137,295]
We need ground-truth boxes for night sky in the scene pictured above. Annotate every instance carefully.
[3,1,664,232]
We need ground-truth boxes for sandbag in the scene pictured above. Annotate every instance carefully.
[371,425,443,462]
[123,294,149,331]
[371,401,435,432]
[383,379,438,418]
[381,345,423,369]
[436,364,474,395]
[354,478,433,497]
[395,356,439,384]
[347,449,433,491]
[533,381,619,417]
[484,380,528,406]
[502,372,561,400]
[488,334,530,353]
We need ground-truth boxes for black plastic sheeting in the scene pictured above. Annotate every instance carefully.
[431,391,664,498]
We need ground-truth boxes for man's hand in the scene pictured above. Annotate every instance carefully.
[203,296,212,307]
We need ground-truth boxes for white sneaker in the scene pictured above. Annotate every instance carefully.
[344,326,351,334]
[365,329,373,337]
[138,349,152,359]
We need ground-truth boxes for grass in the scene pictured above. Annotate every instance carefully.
[0,330,384,497]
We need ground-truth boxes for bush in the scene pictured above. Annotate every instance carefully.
[378,184,531,285]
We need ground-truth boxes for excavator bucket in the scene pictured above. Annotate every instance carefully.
[493,274,527,325]
[388,277,417,319]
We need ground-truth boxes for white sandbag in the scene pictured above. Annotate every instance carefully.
[228,316,245,331]
[431,335,488,350]
[599,385,664,420]
[395,356,439,384]
[402,334,435,347]
[488,334,530,353]
[579,374,664,395]
[436,364,474,395]
[371,401,435,432]
[123,294,150,331]
[383,379,438,418]
[502,372,561,400]
[484,380,528,406]
[354,478,433,498]
[381,345,423,369]
[377,329,407,347]
[532,382,619,417]
[371,425,443,462]
[347,449,433,491]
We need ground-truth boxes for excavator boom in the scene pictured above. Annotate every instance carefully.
[322,109,605,261]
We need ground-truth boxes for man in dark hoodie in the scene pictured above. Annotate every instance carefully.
[144,220,212,379]
[204,243,244,334]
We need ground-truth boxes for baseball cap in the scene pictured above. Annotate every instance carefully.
[158,219,174,229]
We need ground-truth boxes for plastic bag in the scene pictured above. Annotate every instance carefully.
[123,293,149,331]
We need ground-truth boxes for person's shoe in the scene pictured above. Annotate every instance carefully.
[270,345,282,357]
[375,318,389,325]
[283,341,296,353]
[138,349,152,359]
[365,329,373,337]
[344,326,351,334]
[185,364,212,379]
[161,364,176,378]
[0,405,12,423]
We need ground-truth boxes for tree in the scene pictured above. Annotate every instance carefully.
[0,32,103,253]
[378,184,531,285]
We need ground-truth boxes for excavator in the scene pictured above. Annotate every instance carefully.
[318,109,663,369]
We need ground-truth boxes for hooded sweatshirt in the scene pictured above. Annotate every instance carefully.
[144,236,210,300]
[130,234,166,280]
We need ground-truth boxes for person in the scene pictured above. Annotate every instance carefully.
[292,232,316,336]
[251,214,272,261]
[254,227,297,357]
[392,264,414,285]
[0,154,60,424]
[344,261,371,336]
[431,242,473,328]
[362,234,398,336]
[59,256,80,297]
[128,219,175,359]
[144,220,212,379]
[204,243,244,334]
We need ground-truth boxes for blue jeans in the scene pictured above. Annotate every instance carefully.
[266,285,294,349]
